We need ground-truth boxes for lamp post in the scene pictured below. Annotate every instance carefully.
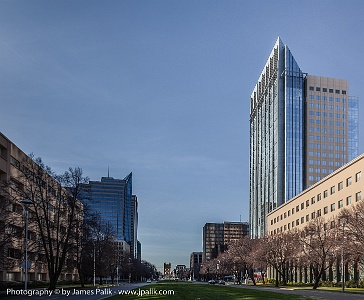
[93,241,96,287]
[341,219,346,293]
[22,199,33,290]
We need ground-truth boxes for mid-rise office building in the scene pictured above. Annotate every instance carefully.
[267,153,363,235]
[203,222,249,261]
[0,132,81,282]
[249,37,359,238]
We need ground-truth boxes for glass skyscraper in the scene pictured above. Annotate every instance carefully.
[249,37,359,238]
[83,173,133,244]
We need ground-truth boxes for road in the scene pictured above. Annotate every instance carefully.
[5,283,148,300]
[228,283,364,300]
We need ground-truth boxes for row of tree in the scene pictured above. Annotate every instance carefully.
[0,155,157,289]
[201,201,364,289]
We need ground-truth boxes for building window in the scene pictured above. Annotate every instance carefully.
[323,88,327,92]
[329,89,334,93]
[0,144,7,159]
[309,86,314,91]
[356,192,362,202]
[324,207,328,215]
[301,217,304,224]
[324,190,328,198]
[347,177,352,186]
[317,209,322,217]
[306,200,310,207]
[311,211,316,219]
[330,186,335,195]
[356,172,361,182]
[317,194,321,202]
[331,203,335,212]
[338,181,343,191]
[346,196,352,206]
[338,199,343,208]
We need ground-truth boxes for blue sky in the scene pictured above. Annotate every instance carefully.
[1,0,364,271]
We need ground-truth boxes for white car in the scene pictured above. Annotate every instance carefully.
[146,279,152,283]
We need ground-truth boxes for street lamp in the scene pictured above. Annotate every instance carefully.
[22,199,33,290]
[341,218,346,293]
[93,241,96,287]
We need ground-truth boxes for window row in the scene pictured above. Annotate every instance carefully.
[271,172,362,226]
[308,119,346,126]
[308,86,346,95]
[309,127,347,135]
[271,191,362,233]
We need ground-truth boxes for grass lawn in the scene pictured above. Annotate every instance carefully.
[111,281,315,300]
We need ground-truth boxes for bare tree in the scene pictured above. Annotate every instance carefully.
[297,217,339,289]
[339,201,364,258]
[225,236,259,285]
[262,231,297,287]
[11,155,86,290]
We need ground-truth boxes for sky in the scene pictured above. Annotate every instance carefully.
[1,0,364,271]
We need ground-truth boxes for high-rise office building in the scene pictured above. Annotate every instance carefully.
[249,37,359,238]
[83,173,138,257]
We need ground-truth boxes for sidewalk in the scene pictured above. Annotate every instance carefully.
[229,284,364,300]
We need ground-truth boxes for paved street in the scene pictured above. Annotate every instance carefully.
[229,284,364,300]
[4,283,148,300]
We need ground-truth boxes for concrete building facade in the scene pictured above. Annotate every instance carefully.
[0,132,82,283]
[267,153,363,235]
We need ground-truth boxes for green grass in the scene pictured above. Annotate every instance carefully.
[111,281,315,300]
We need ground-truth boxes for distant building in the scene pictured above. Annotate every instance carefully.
[82,174,140,259]
[131,195,139,260]
[164,262,171,278]
[190,252,203,280]
[175,264,187,279]
[203,222,249,261]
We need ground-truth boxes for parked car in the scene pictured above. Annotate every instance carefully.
[146,279,152,283]
[208,279,216,284]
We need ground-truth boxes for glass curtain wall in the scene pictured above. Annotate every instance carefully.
[348,96,359,161]
[284,46,304,201]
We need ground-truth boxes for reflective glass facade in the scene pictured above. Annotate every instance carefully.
[348,96,359,161]
[83,173,133,243]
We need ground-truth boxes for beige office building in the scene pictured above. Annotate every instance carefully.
[267,153,363,235]
[305,75,349,189]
